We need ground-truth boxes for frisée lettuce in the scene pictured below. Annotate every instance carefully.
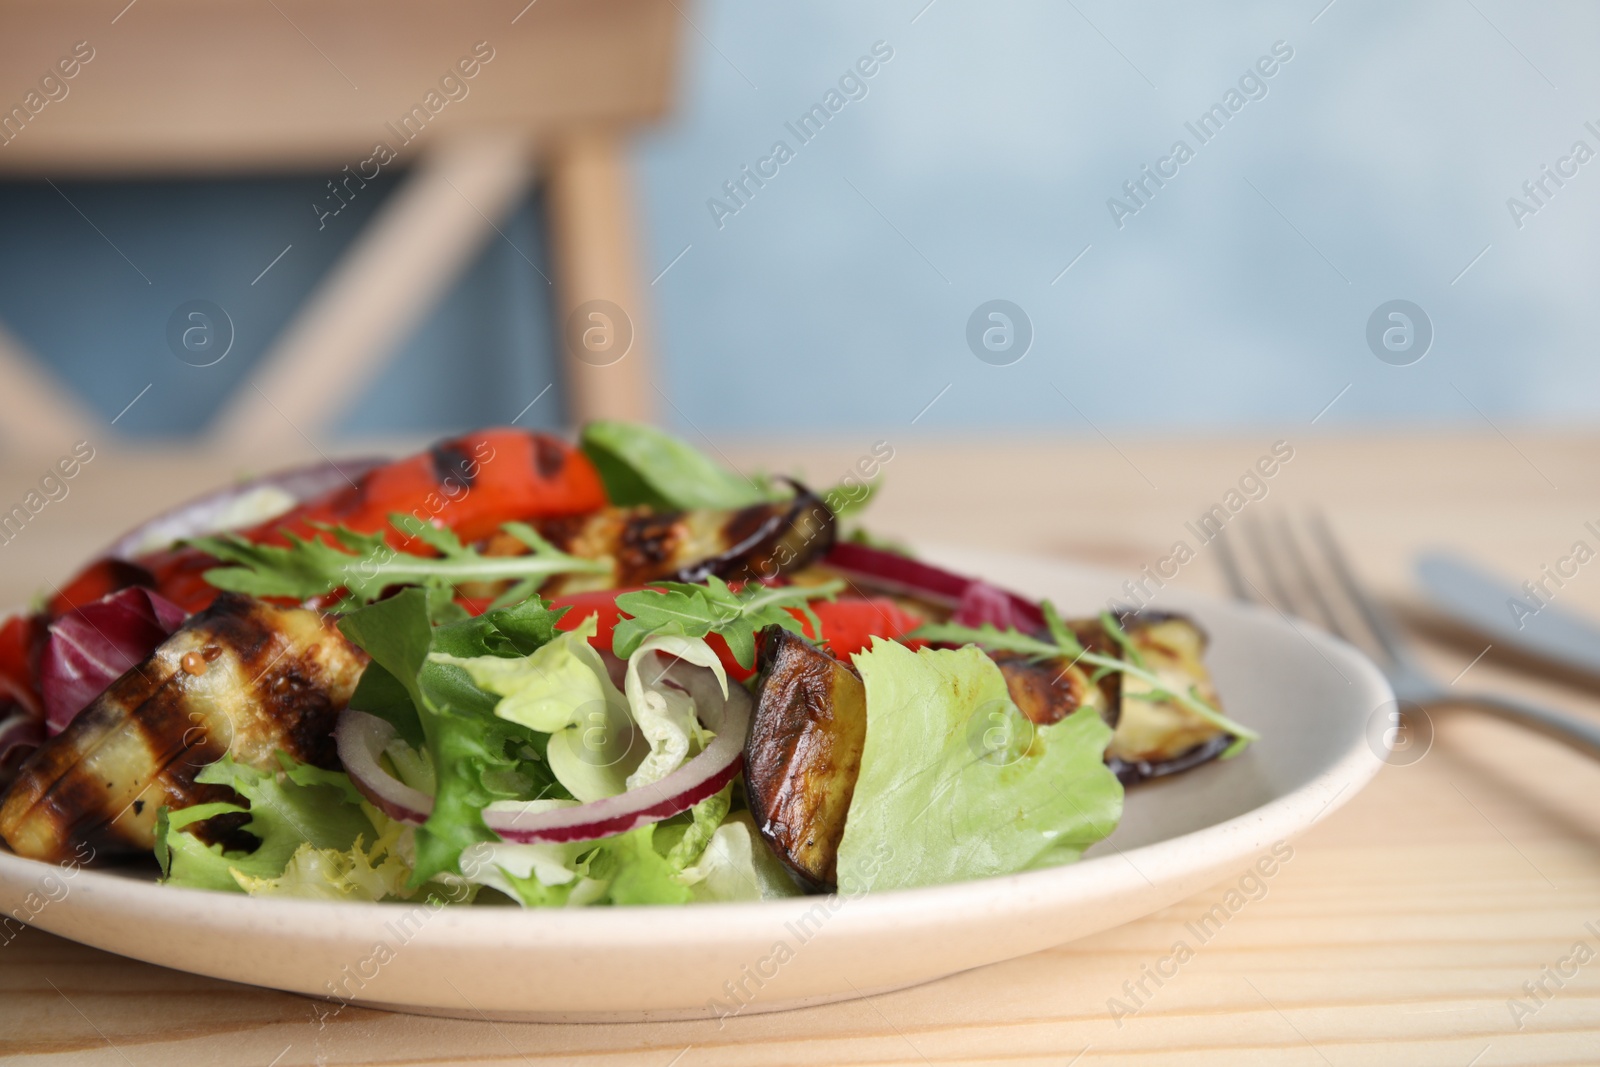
[156,753,375,893]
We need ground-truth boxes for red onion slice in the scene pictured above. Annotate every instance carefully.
[823,542,1045,631]
[104,457,387,560]
[334,664,751,845]
[334,713,435,825]
[40,587,187,734]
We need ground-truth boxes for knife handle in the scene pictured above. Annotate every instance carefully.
[1447,692,1600,760]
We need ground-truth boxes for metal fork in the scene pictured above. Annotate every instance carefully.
[1216,514,1600,759]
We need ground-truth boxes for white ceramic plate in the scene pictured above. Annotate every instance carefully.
[0,547,1392,1022]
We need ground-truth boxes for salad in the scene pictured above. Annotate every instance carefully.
[0,422,1256,906]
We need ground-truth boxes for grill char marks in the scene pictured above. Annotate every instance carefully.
[262,656,346,770]
[533,434,567,480]
[194,594,277,676]
[0,594,366,864]
[614,510,683,586]
[430,441,480,492]
[990,652,1104,727]
[175,594,349,770]
[530,484,836,597]
[531,514,583,554]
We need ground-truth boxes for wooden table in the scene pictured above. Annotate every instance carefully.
[2,432,1598,1065]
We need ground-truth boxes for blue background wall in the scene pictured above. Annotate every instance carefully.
[632,0,1600,435]
[1,0,1594,439]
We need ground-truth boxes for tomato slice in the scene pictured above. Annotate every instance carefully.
[796,598,925,658]
[550,588,635,649]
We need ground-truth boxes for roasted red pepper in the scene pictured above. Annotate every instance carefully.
[40,429,608,618]
[243,428,605,551]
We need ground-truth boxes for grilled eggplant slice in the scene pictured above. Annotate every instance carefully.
[523,486,835,597]
[1096,612,1231,784]
[993,612,1233,783]
[990,652,1110,727]
[0,594,365,864]
[744,629,866,889]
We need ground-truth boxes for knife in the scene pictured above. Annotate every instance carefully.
[1413,550,1600,679]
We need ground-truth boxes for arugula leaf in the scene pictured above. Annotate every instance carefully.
[611,576,844,668]
[911,602,1259,751]
[915,619,1061,660]
[580,420,780,510]
[337,589,569,884]
[191,512,608,617]
[191,525,388,602]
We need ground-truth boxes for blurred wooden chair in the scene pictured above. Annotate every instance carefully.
[0,0,677,448]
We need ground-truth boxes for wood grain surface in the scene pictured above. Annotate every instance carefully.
[1,431,1597,1065]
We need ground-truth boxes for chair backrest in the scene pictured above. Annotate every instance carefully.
[0,0,676,446]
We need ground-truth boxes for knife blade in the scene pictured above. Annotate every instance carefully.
[1413,550,1600,678]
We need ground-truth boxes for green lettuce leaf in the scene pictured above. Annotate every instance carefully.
[337,589,569,885]
[592,823,695,906]
[472,825,699,908]
[434,615,649,802]
[621,633,726,789]
[662,783,733,869]
[676,816,792,902]
[157,754,375,893]
[432,617,606,734]
[835,640,1123,893]
[656,791,800,902]
[580,420,777,510]
[425,787,801,907]
[452,801,598,907]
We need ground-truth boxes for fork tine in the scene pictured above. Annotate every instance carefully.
[1272,515,1348,640]
[1213,525,1250,602]
[1306,512,1412,666]
[1243,518,1297,615]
